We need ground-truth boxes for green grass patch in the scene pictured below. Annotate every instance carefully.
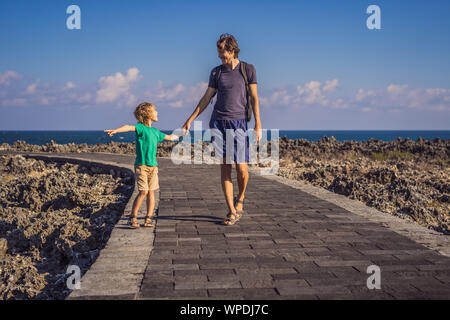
[435,159,450,165]
[370,152,387,161]
[370,151,414,161]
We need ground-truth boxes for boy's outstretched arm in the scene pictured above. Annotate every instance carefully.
[104,125,136,137]
[164,134,181,141]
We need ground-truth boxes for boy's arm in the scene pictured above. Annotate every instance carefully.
[163,134,181,141]
[104,125,136,137]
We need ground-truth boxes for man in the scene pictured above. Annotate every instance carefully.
[182,33,262,226]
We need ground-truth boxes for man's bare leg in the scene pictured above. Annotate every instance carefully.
[220,160,236,214]
[235,162,248,212]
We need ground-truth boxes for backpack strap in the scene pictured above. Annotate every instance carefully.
[240,61,249,86]
[214,65,222,89]
[239,61,252,122]
[211,65,221,101]
[217,66,222,86]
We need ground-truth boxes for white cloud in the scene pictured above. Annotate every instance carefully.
[353,84,450,111]
[323,79,339,92]
[355,88,376,102]
[168,100,183,108]
[1,70,448,116]
[0,71,21,85]
[387,84,408,95]
[2,98,27,107]
[261,79,343,108]
[96,67,142,105]
[259,79,449,112]
[145,81,207,108]
[152,82,185,101]
[64,81,76,90]
[25,79,40,94]
[77,92,91,103]
[1,68,143,109]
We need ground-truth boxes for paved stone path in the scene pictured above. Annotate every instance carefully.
[140,158,450,300]
[2,151,450,300]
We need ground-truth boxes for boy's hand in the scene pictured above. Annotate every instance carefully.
[104,129,116,137]
[104,125,135,136]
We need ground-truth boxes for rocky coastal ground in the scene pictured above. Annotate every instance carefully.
[0,136,448,235]
[274,136,449,235]
[0,155,134,299]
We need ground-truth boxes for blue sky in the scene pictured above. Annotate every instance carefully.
[1,0,449,130]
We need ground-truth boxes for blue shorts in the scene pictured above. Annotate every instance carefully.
[209,118,250,163]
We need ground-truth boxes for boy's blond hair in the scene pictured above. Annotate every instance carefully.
[134,102,156,124]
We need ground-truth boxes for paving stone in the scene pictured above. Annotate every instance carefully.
[199,262,259,270]
[314,260,373,267]
[206,288,247,299]
[317,292,394,300]
[172,258,203,264]
[175,280,242,290]
[240,278,275,288]
[273,279,309,288]
[174,275,208,282]
[68,294,136,300]
[415,264,450,271]
[138,288,188,299]
[277,294,319,300]
[276,285,351,296]
[207,273,240,282]
[140,280,174,289]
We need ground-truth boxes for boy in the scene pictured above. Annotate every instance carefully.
[104,102,180,228]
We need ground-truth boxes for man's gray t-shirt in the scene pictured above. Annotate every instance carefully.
[208,61,257,120]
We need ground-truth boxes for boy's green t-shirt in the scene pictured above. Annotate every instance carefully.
[134,123,167,166]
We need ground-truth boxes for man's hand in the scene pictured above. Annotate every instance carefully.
[181,121,191,136]
[104,129,116,137]
[254,126,262,144]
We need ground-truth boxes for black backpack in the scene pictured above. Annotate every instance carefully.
[211,61,253,122]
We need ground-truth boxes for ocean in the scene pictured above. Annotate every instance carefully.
[0,130,449,146]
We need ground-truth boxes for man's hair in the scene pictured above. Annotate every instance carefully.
[134,102,155,124]
[217,33,240,58]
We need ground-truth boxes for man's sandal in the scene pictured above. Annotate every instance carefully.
[143,216,154,228]
[234,196,245,215]
[223,211,242,226]
[128,216,140,229]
